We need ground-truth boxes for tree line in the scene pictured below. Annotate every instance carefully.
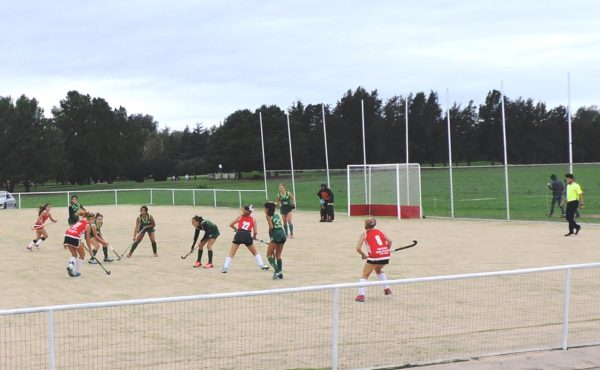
[1,87,599,192]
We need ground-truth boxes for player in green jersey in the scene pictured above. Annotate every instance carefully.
[264,201,287,279]
[87,213,115,264]
[275,183,295,238]
[190,215,220,268]
[127,205,158,257]
[68,195,86,225]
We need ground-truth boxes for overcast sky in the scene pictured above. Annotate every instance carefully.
[2,0,599,130]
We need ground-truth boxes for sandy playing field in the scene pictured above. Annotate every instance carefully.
[1,205,600,369]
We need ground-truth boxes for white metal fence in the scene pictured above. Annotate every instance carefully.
[12,188,267,210]
[2,263,600,369]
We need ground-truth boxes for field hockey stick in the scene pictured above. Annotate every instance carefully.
[83,242,111,275]
[181,244,198,259]
[107,244,122,261]
[120,240,135,259]
[393,240,418,252]
[255,238,269,245]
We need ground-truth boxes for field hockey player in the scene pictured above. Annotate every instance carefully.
[127,205,158,257]
[190,215,220,268]
[63,210,95,277]
[28,203,58,250]
[275,183,295,238]
[355,218,393,302]
[264,202,287,279]
[88,213,115,264]
[222,205,270,273]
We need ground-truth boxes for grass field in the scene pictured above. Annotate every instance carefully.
[10,163,600,223]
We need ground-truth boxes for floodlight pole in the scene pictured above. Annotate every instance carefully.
[567,72,573,174]
[446,88,455,218]
[322,104,331,187]
[259,112,268,200]
[286,113,297,207]
[500,81,510,220]
[361,99,368,204]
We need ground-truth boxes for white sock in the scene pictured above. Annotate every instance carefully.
[254,254,265,267]
[35,239,44,247]
[75,258,84,273]
[377,273,389,289]
[223,256,232,269]
[358,278,367,296]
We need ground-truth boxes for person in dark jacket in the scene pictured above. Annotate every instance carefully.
[317,183,334,222]
[547,174,565,217]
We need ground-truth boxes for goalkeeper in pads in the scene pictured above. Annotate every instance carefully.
[317,182,334,222]
[354,218,392,302]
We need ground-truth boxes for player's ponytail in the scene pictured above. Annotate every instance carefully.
[38,203,51,215]
[264,202,276,216]
[192,215,203,223]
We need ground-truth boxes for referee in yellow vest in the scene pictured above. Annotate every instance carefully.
[562,173,584,236]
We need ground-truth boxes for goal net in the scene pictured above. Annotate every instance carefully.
[347,163,421,219]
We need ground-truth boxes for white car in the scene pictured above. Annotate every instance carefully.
[0,191,17,209]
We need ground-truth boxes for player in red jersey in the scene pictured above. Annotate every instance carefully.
[28,203,58,250]
[221,205,270,273]
[354,218,393,302]
[63,210,95,277]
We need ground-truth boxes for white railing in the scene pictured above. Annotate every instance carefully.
[12,188,266,209]
[1,263,600,370]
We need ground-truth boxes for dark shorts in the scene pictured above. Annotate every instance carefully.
[63,236,80,248]
[280,205,293,215]
[201,230,220,242]
[138,227,155,235]
[233,231,254,246]
[367,259,389,265]
[270,228,287,244]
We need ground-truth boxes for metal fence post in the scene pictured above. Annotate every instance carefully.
[331,287,340,370]
[172,190,175,206]
[562,268,572,350]
[18,193,21,209]
[238,191,242,208]
[48,310,56,370]
[213,190,217,208]
[150,189,153,205]
[114,190,118,206]
[67,191,70,206]
[193,190,196,206]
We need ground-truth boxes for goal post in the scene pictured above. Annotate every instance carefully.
[347,163,422,219]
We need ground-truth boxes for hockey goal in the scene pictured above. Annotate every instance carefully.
[346,163,421,219]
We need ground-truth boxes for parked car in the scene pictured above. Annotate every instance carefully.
[0,191,17,209]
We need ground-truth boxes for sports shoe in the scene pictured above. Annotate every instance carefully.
[71,272,81,277]
[384,288,392,296]
[575,226,582,235]
[221,267,228,273]
[103,257,114,262]
[67,264,74,277]
[203,263,214,269]
[127,252,133,258]
[278,272,283,280]
[564,232,574,237]
[355,295,365,302]
[88,258,98,264]
[272,272,279,280]
[260,265,270,271]
[27,242,34,251]
[193,261,202,268]
[153,253,159,257]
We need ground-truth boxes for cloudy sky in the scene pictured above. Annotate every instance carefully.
[2,0,599,130]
